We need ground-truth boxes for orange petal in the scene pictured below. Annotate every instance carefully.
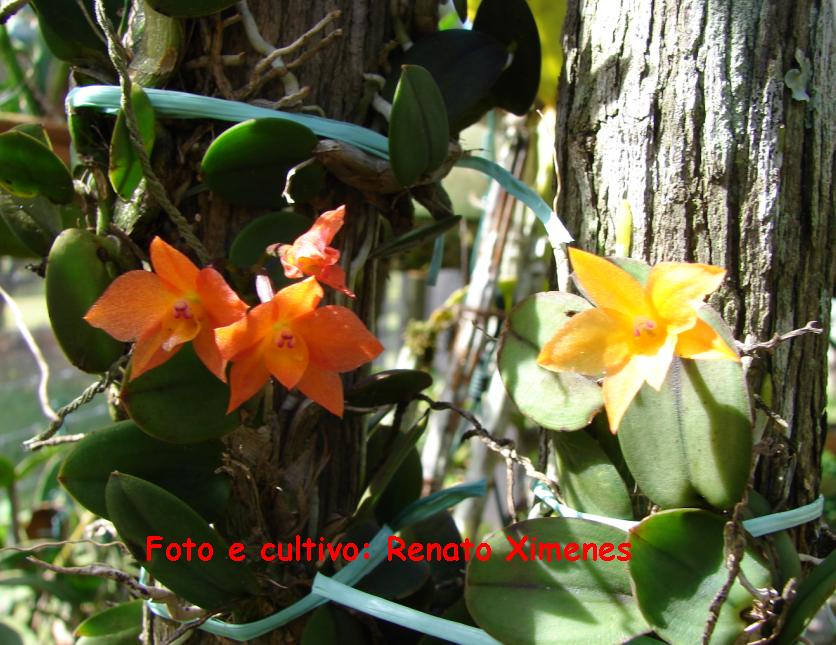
[537,308,631,376]
[149,237,199,295]
[273,277,323,321]
[130,323,180,379]
[215,301,277,360]
[193,324,227,382]
[602,357,646,432]
[297,305,383,372]
[84,271,172,341]
[196,268,247,327]
[647,262,726,332]
[227,345,270,412]
[676,317,740,361]
[296,364,343,417]
[308,205,345,246]
[264,331,309,390]
[278,245,305,279]
[568,248,651,318]
[317,264,356,298]
[158,314,200,352]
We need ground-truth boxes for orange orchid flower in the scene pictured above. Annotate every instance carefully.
[269,205,355,297]
[84,237,247,381]
[215,277,382,416]
[537,247,739,432]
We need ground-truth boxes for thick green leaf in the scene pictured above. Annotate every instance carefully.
[498,292,603,430]
[74,600,142,645]
[473,0,542,115]
[146,0,238,18]
[46,229,126,373]
[774,549,836,644]
[105,473,259,609]
[346,369,433,407]
[401,512,466,610]
[0,455,15,489]
[121,343,239,443]
[374,444,422,525]
[466,518,648,644]
[0,131,73,204]
[202,118,317,208]
[228,210,311,284]
[383,30,507,133]
[31,0,122,66]
[109,86,156,199]
[552,430,634,520]
[301,604,367,645]
[389,65,450,187]
[59,421,229,521]
[369,215,461,259]
[0,211,38,257]
[617,350,752,510]
[629,509,771,645]
[0,193,71,256]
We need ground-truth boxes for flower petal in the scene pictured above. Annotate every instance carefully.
[278,244,305,279]
[296,364,343,417]
[317,264,355,298]
[149,236,199,295]
[639,334,676,391]
[215,301,276,360]
[647,262,726,332]
[196,268,248,327]
[84,271,172,341]
[676,317,740,361]
[602,357,646,432]
[568,247,651,318]
[227,346,270,412]
[537,308,631,375]
[264,332,309,391]
[274,277,323,321]
[308,205,345,247]
[297,305,383,372]
[130,323,180,379]
[193,324,227,382]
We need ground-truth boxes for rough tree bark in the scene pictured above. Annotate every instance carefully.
[555,0,835,553]
[143,2,396,642]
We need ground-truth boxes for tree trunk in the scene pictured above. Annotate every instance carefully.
[144,2,394,642]
[555,0,835,553]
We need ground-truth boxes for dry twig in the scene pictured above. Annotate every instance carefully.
[736,321,822,355]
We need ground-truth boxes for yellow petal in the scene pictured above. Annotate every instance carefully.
[568,248,651,318]
[676,317,740,361]
[537,308,631,375]
[602,357,646,432]
[264,329,310,391]
[639,334,676,391]
[647,262,726,332]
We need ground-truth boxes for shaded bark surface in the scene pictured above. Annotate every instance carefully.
[555,0,834,552]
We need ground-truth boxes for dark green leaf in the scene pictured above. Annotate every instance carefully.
[105,473,259,609]
[473,0,542,115]
[74,600,142,645]
[347,369,433,407]
[122,343,239,443]
[0,131,73,204]
[370,215,461,259]
[389,65,450,187]
[146,0,239,18]
[109,86,156,199]
[202,118,318,208]
[229,210,311,284]
[383,30,507,133]
[59,421,229,521]
[46,229,126,373]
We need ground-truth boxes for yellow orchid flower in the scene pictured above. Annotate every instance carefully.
[537,248,739,432]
